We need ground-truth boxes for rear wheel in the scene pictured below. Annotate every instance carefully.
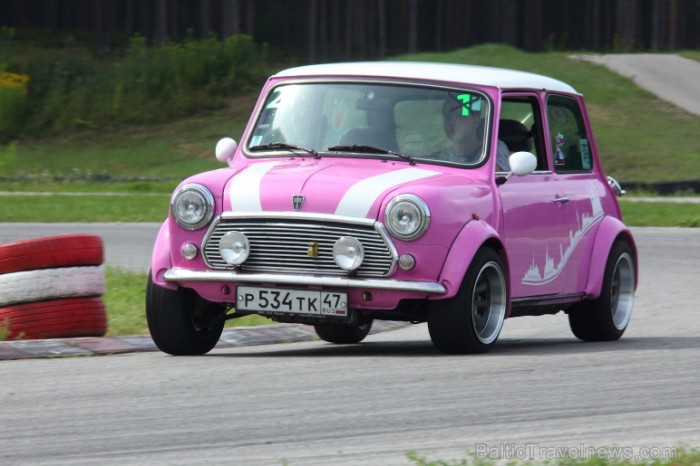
[146,273,226,355]
[428,248,507,354]
[314,319,373,344]
[568,240,635,341]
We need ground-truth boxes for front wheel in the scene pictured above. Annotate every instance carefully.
[428,248,508,354]
[568,239,635,341]
[146,273,226,355]
[314,319,373,344]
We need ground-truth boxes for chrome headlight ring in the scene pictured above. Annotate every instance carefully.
[385,194,430,241]
[171,183,215,230]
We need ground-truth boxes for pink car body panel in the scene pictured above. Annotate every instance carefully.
[151,61,636,322]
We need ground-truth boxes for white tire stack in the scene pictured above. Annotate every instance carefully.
[0,235,107,340]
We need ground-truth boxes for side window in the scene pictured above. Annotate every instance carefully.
[547,95,592,172]
[500,96,546,170]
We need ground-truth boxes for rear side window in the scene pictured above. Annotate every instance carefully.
[546,95,593,172]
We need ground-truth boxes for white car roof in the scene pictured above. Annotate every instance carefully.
[275,61,578,94]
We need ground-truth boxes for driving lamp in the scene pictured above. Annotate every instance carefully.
[333,236,364,271]
[219,231,250,266]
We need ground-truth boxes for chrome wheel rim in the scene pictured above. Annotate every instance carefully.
[471,261,507,344]
[611,252,635,330]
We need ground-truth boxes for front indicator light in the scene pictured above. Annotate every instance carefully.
[398,254,416,271]
[181,242,199,260]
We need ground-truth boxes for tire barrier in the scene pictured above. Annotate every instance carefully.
[0,234,104,274]
[0,297,107,340]
[0,235,107,341]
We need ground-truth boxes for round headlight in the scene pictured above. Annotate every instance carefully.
[385,195,430,240]
[171,184,214,230]
[333,236,364,271]
[219,231,250,265]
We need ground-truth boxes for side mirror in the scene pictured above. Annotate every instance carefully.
[497,152,537,186]
[215,137,238,163]
[508,151,537,177]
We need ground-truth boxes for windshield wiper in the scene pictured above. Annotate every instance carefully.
[328,145,416,165]
[250,142,320,158]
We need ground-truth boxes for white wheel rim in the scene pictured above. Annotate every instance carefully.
[611,252,635,330]
[471,261,507,344]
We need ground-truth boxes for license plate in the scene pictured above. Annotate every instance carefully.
[236,286,348,316]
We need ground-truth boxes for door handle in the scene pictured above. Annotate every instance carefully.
[553,195,570,203]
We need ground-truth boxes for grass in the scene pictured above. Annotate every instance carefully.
[1,92,257,180]
[1,44,698,191]
[0,192,697,227]
[405,447,700,466]
[0,192,170,222]
[620,200,700,227]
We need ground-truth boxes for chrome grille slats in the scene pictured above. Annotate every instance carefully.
[202,217,395,277]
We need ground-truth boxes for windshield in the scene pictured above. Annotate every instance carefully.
[247,82,491,166]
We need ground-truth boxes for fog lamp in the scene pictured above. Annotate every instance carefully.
[219,231,250,265]
[333,236,364,271]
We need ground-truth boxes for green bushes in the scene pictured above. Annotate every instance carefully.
[1,32,267,140]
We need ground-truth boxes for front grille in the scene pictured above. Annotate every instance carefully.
[202,217,396,277]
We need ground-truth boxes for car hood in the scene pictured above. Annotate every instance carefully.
[221,158,457,219]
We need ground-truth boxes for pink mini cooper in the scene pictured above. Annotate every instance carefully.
[147,62,637,355]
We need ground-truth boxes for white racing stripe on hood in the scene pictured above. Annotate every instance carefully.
[229,162,278,212]
[335,168,439,217]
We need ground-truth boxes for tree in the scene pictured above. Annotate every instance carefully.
[200,0,212,39]
[615,0,641,50]
[408,0,418,53]
[307,0,317,62]
[221,0,241,39]
[154,0,168,43]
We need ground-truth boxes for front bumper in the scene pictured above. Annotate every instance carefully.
[164,269,446,294]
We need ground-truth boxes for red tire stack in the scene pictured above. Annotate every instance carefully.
[0,235,107,340]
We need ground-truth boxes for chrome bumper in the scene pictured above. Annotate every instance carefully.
[163,269,446,295]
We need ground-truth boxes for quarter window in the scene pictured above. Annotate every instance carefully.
[546,95,593,172]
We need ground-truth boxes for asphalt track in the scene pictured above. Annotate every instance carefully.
[1,227,699,466]
[572,53,700,116]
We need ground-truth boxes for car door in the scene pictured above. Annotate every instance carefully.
[544,93,606,296]
[498,93,573,300]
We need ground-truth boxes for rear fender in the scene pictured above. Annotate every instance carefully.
[434,219,507,300]
[585,216,638,299]
[150,221,177,290]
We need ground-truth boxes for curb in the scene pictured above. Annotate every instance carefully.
[0,320,410,361]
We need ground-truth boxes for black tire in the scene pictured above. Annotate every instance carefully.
[314,319,373,344]
[428,248,508,354]
[146,273,226,355]
[568,239,635,341]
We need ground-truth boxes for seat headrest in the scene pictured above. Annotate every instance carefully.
[498,119,532,152]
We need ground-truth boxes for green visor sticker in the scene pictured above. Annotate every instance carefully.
[456,94,482,116]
